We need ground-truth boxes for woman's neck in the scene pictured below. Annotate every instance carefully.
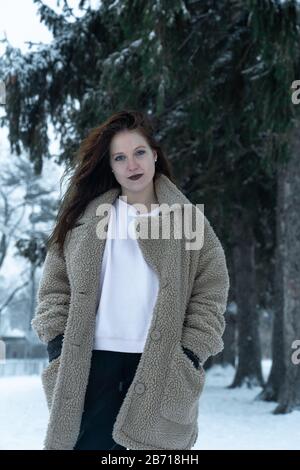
[119,183,159,214]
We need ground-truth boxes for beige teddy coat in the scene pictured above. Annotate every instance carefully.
[31,173,230,450]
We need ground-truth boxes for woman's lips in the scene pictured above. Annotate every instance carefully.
[128,174,143,180]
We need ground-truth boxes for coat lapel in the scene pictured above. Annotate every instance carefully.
[70,173,191,304]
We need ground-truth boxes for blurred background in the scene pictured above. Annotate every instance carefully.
[0,0,299,450]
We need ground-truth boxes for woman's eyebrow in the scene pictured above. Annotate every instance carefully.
[112,145,146,157]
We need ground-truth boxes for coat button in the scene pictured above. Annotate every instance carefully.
[161,277,169,288]
[104,224,108,232]
[134,382,145,394]
[150,329,161,340]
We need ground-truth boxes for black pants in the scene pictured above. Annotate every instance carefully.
[74,349,142,450]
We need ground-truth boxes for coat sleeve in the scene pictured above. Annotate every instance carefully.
[31,242,71,344]
[181,213,230,365]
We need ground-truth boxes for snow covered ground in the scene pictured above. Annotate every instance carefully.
[196,360,300,450]
[0,359,299,450]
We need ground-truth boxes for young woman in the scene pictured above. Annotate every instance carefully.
[31,109,230,451]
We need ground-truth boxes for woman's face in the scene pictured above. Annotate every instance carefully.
[109,129,157,195]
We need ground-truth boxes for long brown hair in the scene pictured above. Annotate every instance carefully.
[47,109,176,254]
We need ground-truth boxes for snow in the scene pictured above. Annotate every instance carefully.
[0,359,299,450]
[227,300,237,315]
[0,374,47,450]
[196,361,300,450]
[1,327,25,338]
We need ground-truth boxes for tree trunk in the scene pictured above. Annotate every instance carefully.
[274,122,300,413]
[220,252,237,367]
[257,163,285,402]
[216,309,236,367]
[230,209,264,388]
[223,311,236,366]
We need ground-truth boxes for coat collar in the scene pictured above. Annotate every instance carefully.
[65,172,193,317]
[76,173,191,224]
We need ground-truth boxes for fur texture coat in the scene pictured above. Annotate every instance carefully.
[31,173,230,450]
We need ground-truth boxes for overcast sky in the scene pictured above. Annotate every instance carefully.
[0,0,53,53]
[0,0,100,54]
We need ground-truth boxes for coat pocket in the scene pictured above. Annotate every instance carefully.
[160,342,205,425]
[41,355,61,410]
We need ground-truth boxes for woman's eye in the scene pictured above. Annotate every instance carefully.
[115,150,145,161]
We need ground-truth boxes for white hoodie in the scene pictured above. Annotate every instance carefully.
[93,196,160,352]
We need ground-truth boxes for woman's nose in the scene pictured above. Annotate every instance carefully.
[127,158,139,170]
